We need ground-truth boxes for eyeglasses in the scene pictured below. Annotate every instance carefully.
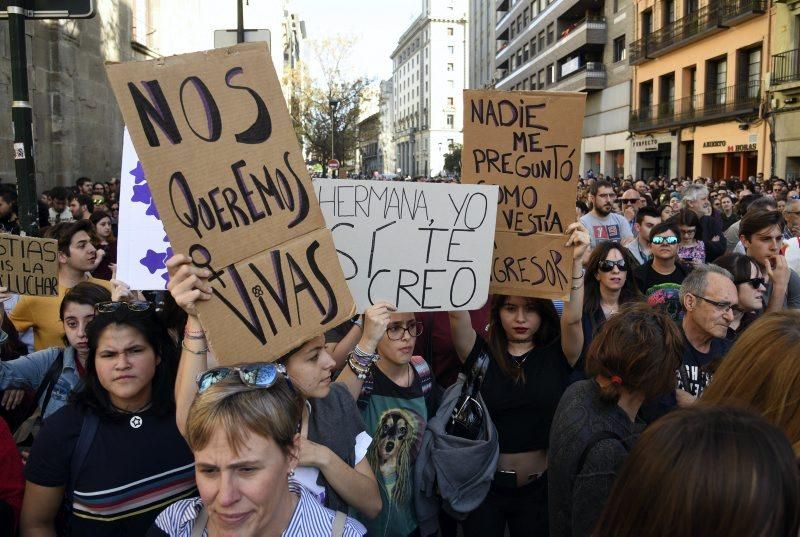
[95,301,152,314]
[196,363,288,393]
[598,259,628,272]
[386,322,423,340]
[651,236,679,245]
[735,277,766,290]
[621,199,640,204]
[692,294,735,314]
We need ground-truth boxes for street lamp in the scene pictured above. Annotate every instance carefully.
[329,98,339,177]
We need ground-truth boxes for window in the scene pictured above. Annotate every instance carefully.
[642,9,653,38]
[547,23,554,44]
[447,97,454,106]
[706,57,727,104]
[523,43,530,61]
[685,0,698,15]
[447,27,454,36]
[747,48,761,97]
[613,0,620,13]
[547,63,555,84]
[447,63,454,71]
[448,45,454,55]
[639,80,654,116]
[446,114,454,126]
[613,35,626,62]
[663,0,675,25]
[538,68,545,88]
[538,30,545,51]
[530,37,536,56]
[530,74,536,89]
[448,79,454,88]
[659,73,675,115]
[524,7,529,24]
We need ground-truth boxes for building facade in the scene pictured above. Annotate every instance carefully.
[356,113,382,175]
[469,0,496,88]
[493,0,634,178]
[378,79,396,173]
[629,0,769,180]
[391,0,468,177]
[768,0,800,180]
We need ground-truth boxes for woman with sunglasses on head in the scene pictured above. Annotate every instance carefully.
[148,366,366,536]
[21,299,196,536]
[711,253,766,341]
[446,223,590,537]
[166,255,382,521]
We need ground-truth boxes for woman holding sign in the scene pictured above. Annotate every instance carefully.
[448,222,590,537]
[167,255,382,521]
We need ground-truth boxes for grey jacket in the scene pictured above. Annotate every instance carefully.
[413,373,499,536]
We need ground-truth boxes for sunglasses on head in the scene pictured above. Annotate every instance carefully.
[598,259,628,272]
[197,363,289,394]
[95,301,152,314]
[651,235,679,245]
[735,277,766,289]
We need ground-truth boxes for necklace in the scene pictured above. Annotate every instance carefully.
[601,303,618,317]
[112,402,152,429]
[509,349,533,368]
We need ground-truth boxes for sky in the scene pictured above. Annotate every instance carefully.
[293,0,421,83]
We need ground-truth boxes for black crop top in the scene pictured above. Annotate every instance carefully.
[466,334,572,453]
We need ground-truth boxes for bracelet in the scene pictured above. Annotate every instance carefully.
[352,345,380,367]
[351,315,363,328]
[347,356,372,380]
[184,333,207,340]
[181,339,208,355]
[573,268,585,279]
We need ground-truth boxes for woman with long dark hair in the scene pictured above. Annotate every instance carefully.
[711,253,766,340]
[673,208,705,266]
[447,223,590,537]
[21,301,195,535]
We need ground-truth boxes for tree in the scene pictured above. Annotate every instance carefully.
[286,36,374,171]
[443,144,462,176]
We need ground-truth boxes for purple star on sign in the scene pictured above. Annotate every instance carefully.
[130,161,146,184]
[140,249,167,275]
[131,183,152,205]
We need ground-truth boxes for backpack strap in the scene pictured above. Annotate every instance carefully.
[357,371,375,411]
[67,413,100,503]
[576,430,627,475]
[35,350,64,418]
[410,355,432,396]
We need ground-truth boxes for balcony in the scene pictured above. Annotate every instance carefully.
[628,2,725,64]
[551,61,607,92]
[630,80,761,131]
[772,48,800,86]
[721,0,766,25]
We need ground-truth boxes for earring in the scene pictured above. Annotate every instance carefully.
[288,469,295,478]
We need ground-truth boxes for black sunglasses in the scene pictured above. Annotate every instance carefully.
[651,236,679,245]
[621,199,640,204]
[95,301,152,314]
[735,277,766,289]
[598,259,628,272]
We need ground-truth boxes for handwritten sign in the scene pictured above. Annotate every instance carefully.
[0,234,58,296]
[106,43,354,364]
[461,90,586,300]
[314,179,498,312]
[116,128,171,290]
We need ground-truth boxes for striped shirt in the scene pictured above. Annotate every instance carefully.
[148,479,366,537]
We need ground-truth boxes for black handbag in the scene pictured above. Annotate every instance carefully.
[446,352,490,440]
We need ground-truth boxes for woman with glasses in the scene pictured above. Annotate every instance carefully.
[673,209,705,266]
[335,301,432,537]
[712,253,766,341]
[166,255,382,521]
[573,243,644,382]
[149,366,365,536]
[21,299,196,536]
[0,282,111,422]
[445,223,590,537]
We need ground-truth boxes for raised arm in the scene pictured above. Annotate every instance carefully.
[448,310,477,363]
[166,255,214,437]
[335,302,394,401]
[560,222,590,367]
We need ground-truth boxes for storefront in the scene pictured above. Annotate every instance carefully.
[691,123,768,180]
[632,134,674,180]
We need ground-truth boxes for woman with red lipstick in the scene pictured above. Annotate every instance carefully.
[21,301,196,536]
[448,222,590,537]
[167,255,382,521]
[0,282,111,421]
[572,243,644,381]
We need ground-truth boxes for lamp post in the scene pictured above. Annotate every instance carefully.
[329,97,339,177]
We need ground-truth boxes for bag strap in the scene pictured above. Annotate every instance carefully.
[32,350,64,419]
[191,504,208,537]
[331,510,347,537]
[67,413,100,503]
[576,430,627,475]
[410,355,432,396]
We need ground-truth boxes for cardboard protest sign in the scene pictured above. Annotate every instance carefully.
[461,90,586,300]
[0,234,58,296]
[116,128,171,290]
[314,179,498,312]
[106,43,354,364]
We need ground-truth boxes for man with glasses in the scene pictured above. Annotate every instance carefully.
[772,178,789,202]
[580,180,633,249]
[678,265,736,402]
[681,184,726,262]
[783,198,800,238]
[634,222,689,297]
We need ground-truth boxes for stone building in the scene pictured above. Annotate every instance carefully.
[768,0,800,179]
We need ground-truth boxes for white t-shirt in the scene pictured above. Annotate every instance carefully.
[294,430,372,505]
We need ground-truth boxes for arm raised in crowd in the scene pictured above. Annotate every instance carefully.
[336,302,395,401]
[560,222,590,367]
[448,309,477,363]
[166,255,214,437]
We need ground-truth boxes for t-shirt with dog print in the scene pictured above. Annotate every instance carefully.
[357,363,428,537]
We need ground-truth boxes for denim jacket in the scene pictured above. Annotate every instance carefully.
[0,345,80,418]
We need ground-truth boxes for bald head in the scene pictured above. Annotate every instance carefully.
[622,189,646,210]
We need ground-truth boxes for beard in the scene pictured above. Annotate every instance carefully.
[595,204,611,217]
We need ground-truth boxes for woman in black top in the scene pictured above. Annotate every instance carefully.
[448,223,589,537]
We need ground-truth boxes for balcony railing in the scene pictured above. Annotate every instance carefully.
[721,0,766,22]
[629,2,724,64]
[630,80,761,131]
[553,62,606,92]
[772,48,800,85]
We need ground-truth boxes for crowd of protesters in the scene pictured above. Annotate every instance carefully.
[0,169,797,537]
